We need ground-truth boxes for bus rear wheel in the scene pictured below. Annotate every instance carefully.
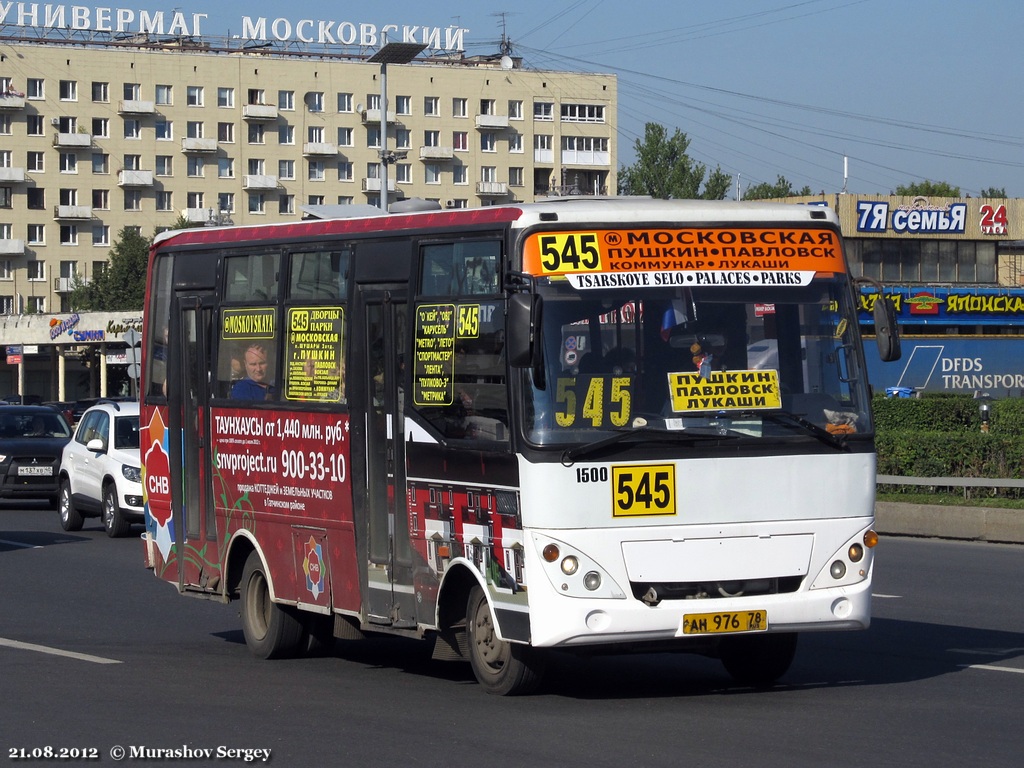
[719,631,798,687]
[239,551,305,660]
[466,585,544,695]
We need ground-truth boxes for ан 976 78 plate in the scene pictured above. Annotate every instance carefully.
[681,610,767,635]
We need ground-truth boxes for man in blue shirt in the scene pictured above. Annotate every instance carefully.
[230,343,275,400]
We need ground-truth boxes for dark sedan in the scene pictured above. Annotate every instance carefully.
[0,405,73,507]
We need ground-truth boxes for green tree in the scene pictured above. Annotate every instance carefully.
[980,187,1007,198]
[743,175,812,200]
[618,122,728,200]
[69,226,151,311]
[894,180,961,197]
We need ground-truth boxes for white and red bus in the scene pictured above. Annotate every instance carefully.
[140,198,899,694]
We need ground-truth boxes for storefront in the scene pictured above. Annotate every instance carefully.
[0,312,142,402]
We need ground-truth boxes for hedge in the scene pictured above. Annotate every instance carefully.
[873,394,1024,496]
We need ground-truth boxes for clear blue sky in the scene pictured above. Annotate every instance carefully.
[136,1,1023,197]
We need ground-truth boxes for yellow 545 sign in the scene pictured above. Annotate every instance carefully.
[537,233,602,273]
[612,464,676,517]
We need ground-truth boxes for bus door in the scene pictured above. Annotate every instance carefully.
[358,286,415,627]
[169,292,218,592]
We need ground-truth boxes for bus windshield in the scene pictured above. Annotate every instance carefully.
[522,274,870,447]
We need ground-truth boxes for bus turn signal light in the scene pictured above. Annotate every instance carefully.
[863,530,879,548]
[542,544,560,562]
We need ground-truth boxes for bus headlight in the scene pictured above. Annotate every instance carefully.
[532,534,626,600]
[583,572,602,591]
[560,556,579,575]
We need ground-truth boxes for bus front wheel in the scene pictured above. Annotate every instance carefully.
[466,585,544,695]
[239,551,305,660]
[719,631,798,687]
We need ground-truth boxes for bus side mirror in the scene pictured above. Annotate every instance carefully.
[507,293,541,368]
[873,296,901,362]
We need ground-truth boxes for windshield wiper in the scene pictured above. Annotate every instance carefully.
[751,410,850,451]
[560,426,737,465]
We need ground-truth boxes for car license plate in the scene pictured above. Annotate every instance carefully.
[681,610,767,635]
[17,466,53,477]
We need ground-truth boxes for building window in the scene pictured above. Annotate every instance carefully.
[247,158,265,175]
[481,166,497,183]
[366,126,381,149]
[508,100,523,120]
[89,117,108,138]
[509,133,523,153]
[27,151,45,172]
[59,225,78,245]
[218,192,234,213]
[123,119,141,139]
[279,195,295,215]
[453,165,468,185]
[124,189,142,210]
[509,167,524,187]
[425,164,441,184]
[156,191,173,211]
[27,224,45,245]
[28,261,45,281]
[155,120,173,140]
[186,191,204,209]
[533,101,554,121]
[92,225,110,246]
[217,122,234,143]
[91,153,109,174]
[246,88,265,106]
[279,159,295,180]
[59,80,78,101]
[92,189,109,209]
[0,188,11,209]
[308,195,325,206]
[561,103,605,123]
[155,84,172,105]
[26,296,45,314]
[218,87,235,108]
[59,188,78,206]
[218,158,234,178]
[452,98,467,118]
[396,129,411,150]
[424,96,439,116]
[27,115,44,136]
[248,124,265,144]
[396,164,411,184]
[480,98,496,115]
[306,92,324,112]
[248,193,266,214]
[27,188,46,210]
[155,156,173,176]
[0,259,11,280]
[187,157,205,177]
[337,92,353,112]
[424,130,440,147]
[0,115,10,135]
[187,85,204,107]
[92,81,109,102]
[26,79,44,99]
[337,161,353,182]
[480,132,496,153]
[278,125,295,145]
[338,127,353,147]
[308,160,325,181]
[453,131,468,151]
[278,90,294,110]
[187,121,204,139]
[396,95,411,115]
[308,126,325,143]
[0,295,13,314]
[123,83,141,100]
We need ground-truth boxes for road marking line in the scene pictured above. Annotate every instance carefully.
[871,593,902,598]
[0,637,122,665]
[959,663,1024,675]
[0,539,42,549]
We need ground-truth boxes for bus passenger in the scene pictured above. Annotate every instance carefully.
[230,344,276,400]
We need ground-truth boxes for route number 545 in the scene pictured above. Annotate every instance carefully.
[611,464,676,517]
[538,233,601,272]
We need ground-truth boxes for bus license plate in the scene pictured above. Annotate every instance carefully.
[17,466,52,476]
[681,610,767,635]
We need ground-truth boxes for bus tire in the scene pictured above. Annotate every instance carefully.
[239,551,305,660]
[58,477,83,532]
[466,585,544,695]
[720,631,798,687]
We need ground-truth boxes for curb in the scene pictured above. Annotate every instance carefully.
[875,501,1024,545]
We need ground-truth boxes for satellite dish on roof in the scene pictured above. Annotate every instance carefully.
[500,55,513,70]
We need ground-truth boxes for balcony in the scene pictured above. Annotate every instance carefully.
[54,276,80,293]
[475,114,509,130]
[361,178,396,192]
[118,169,154,187]
[118,99,156,115]
[476,181,508,197]
[0,239,26,256]
[243,174,279,190]
[360,108,397,124]
[182,207,214,224]
[180,137,217,153]
[0,94,26,110]
[419,146,455,161]
[53,205,93,220]
[0,167,27,183]
[243,104,278,121]
[53,132,92,148]
[302,142,338,156]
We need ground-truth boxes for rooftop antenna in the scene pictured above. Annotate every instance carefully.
[842,156,849,194]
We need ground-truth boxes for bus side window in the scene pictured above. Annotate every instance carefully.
[224,252,280,302]
[419,240,501,297]
[288,249,350,301]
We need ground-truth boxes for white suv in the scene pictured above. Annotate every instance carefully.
[58,400,143,538]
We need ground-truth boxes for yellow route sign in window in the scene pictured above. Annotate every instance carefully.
[668,369,782,413]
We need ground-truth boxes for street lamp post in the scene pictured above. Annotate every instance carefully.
[368,39,425,212]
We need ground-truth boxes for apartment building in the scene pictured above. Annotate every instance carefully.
[0,27,617,318]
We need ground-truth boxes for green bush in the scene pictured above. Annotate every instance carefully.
[874,394,1024,496]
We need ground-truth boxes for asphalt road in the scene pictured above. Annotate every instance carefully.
[1,502,1021,768]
